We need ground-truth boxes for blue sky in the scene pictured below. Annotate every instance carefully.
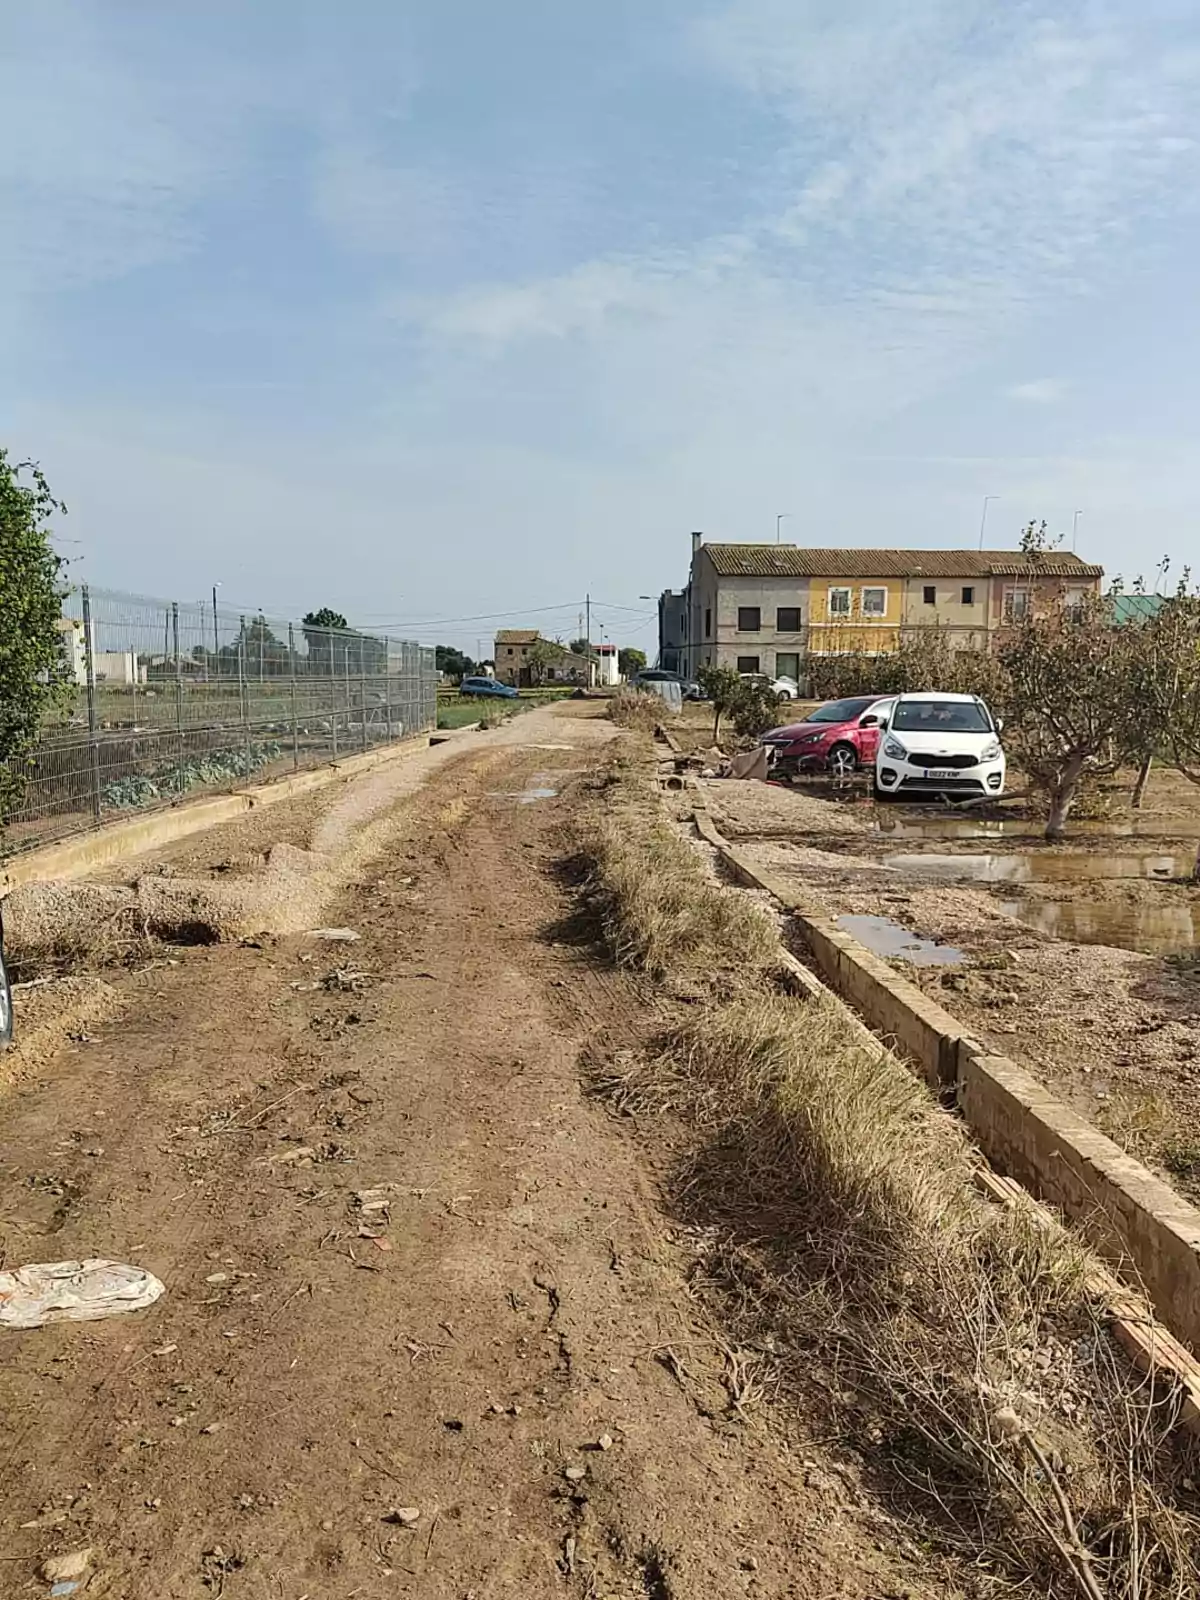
[3,0,1200,653]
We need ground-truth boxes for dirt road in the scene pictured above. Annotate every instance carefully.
[0,713,932,1600]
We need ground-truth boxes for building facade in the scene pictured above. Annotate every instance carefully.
[664,535,1103,680]
[493,629,591,687]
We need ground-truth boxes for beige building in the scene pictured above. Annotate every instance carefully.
[493,629,591,687]
[669,535,1103,679]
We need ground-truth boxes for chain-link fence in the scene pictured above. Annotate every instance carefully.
[2,585,437,856]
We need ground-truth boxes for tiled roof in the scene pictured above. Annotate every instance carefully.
[987,560,1104,578]
[699,544,1103,580]
[494,629,540,644]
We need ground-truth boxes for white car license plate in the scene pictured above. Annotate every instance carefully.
[927,769,957,779]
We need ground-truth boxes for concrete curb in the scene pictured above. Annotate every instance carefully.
[1,733,433,894]
[695,794,1200,1375]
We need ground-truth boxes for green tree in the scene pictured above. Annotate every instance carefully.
[526,637,564,686]
[301,607,349,677]
[569,637,595,659]
[618,647,646,680]
[302,607,348,631]
[435,645,476,681]
[0,450,72,827]
[730,679,783,740]
[696,663,743,743]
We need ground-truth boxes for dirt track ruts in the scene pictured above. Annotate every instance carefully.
[0,718,934,1600]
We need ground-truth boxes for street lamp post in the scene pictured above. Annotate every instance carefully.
[978,495,999,550]
[776,512,791,544]
[1072,509,1084,551]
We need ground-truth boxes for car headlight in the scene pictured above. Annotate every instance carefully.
[980,741,1003,762]
[799,732,824,745]
[882,737,907,760]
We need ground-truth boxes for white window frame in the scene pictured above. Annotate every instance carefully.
[828,586,852,618]
[1006,587,1031,622]
[860,586,887,618]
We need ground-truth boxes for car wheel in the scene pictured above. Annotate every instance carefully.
[827,742,858,778]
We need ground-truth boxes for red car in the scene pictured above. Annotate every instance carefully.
[760,694,895,779]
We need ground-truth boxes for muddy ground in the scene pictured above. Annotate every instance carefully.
[0,707,942,1600]
[702,776,1200,1201]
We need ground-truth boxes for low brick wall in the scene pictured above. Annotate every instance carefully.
[700,808,1200,1353]
[958,1047,1200,1349]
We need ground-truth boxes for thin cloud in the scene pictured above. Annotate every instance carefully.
[1006,379,1066,404]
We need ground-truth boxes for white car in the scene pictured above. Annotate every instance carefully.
[771,675,800,700]
[873,692,1005,801]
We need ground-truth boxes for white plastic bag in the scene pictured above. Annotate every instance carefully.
[0,1259,165,1329]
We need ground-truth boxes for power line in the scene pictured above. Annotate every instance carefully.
[352,600,589,628]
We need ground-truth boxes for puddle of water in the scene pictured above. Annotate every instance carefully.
[488,771,563,804]
[883,850,1194,883]
[874,814,1200,842]
[999,899,1198,957]
[835,913,966,966]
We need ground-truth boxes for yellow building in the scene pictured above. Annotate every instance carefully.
[676,538,1103,677]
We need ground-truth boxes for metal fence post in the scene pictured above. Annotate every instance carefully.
[329,627,338,759]
[238,615,251,776]
[384,637,393,741]
[80,584,102,824]
[344,645,355,755]
[288,623,299,771]
[359,644,369,752]
[172,601,184,798]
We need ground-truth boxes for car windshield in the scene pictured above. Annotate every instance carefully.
[808,697,876,724]
[892,699,992,734]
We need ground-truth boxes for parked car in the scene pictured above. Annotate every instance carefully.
[459,675,519,699]
[873,692,1005,800]
[633,669,702,700]
[771,675,800,700]
[760,694,894,779]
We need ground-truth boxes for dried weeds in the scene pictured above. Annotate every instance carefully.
[579,761,1200,1598]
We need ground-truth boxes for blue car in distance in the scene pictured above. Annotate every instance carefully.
[459,675,519,699]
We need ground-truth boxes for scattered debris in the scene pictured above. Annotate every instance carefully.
[0,1260,165,1329]
[41,1548,93,1587]
[563,1464,587,1483]
[271,1146,317,1166]
[307,928,361,943]
[322,967,372,992]
[597,1433,614,1451]
[353,1184,399,1217]
[385,1506,421,1526]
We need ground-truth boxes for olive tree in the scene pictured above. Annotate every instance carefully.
[1141,587,1200,794]
[997,592,1140,839]
[0,450,72,828]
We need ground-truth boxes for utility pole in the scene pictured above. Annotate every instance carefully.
[585,593,592,686]
[1072,509,1084,550]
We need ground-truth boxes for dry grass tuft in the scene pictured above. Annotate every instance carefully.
[608,687,668,732]
[578,759,1200,1598]
[625,991,1200,1598]
[580,757,776,982]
